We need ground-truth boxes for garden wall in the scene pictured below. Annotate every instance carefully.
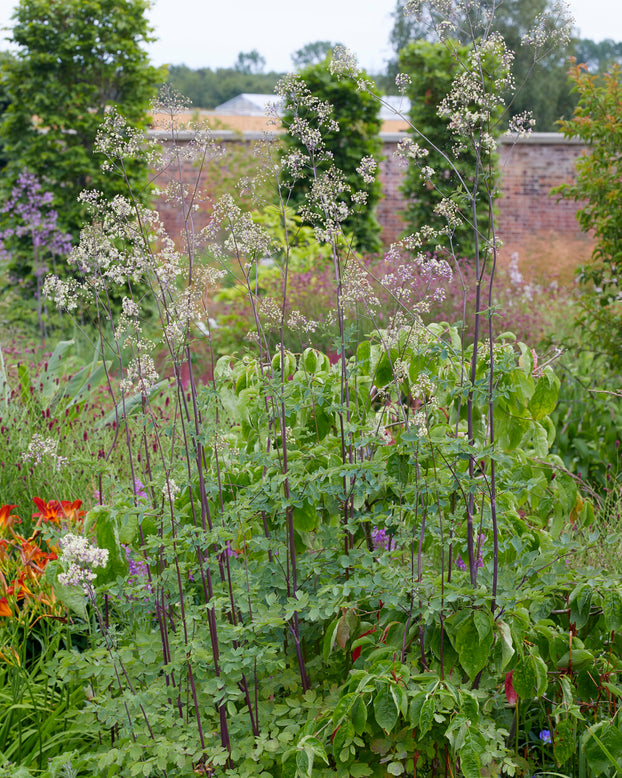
[150,129,591,272]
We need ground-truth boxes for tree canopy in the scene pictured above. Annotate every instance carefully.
[388,0,622,130]
[0,0,163,239]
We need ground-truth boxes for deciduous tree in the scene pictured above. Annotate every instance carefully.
[0,0,163,240]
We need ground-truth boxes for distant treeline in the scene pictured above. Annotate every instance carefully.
[166,36,622,131]
[164,65,397,111]
[165,66,282,110]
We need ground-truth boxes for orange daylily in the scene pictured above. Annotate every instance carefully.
[0,504,20,537]
[19,541,55,574]
[0,596,12,617]
[32,497,85,527]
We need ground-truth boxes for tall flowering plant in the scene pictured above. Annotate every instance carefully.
[37,5,622,777]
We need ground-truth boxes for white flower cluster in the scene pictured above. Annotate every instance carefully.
[329,46,361,79]
[433,197,463,230]
[260,297,283,329]
[393,359,410,383]
[508,111,536,137]
[299,167,351,243]
[57,533,109,592]
[395,73,412,92]
[95,109,151,170]
[162,478,180,501]
[341,262,380,314]
[205,195,274,261]
[394,138,429,166]
[412,373,436,403]
[356,155,378,185]
[119,352,159,398]
[438,34,514,152]
[521,1,573,48]
[287,309,318,334]
[413,410,428,437]
[22,434,67,471]
[42,276,82,312]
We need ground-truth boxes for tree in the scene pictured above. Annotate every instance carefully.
[280,58,383,253]
[398,40,502,258]
[233,50,266,75]
[291,41,342,69]
[166,65,282,109]
[0,0,163,243]
[553,61,622,365]
[388,0,579,130]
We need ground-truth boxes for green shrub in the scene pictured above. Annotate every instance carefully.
[280,57,383,253]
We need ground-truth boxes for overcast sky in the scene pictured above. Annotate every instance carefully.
[0,0,619,73]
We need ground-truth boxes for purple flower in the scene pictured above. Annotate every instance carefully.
[133,478,148,500]
[539,729,552,744]
[123,544,150,582]
[371,526,391,550]
[455,554,467,570]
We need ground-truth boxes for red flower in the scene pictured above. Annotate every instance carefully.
[32,498,84,527]
[0,504,20,537]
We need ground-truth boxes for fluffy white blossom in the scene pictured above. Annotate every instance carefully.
[329,46,361,79]
[22,434,67,471]
[57,533,109,592]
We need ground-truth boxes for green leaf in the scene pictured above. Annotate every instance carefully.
[374,684,399,733]
[418,696,435,737]
[556,648,594,670]
[374,353,394,389]
[387,452,409,485]
[569,583,592,630]
[356,341,371,374]
[529,368,560,420]
[332,694,356,727]
[408,692,426,727]
[351,695,367,735]
[387,762,404,775]
[349,765,373,777]
[293,500,318,532]
[96,379,169,428]
[583,723,622,776]
[451,611,494,681]
[296,749,310,776]
[46,562,87,619]
[533,655,548,697]
[459,742,482,778]
[554,718,576,765]
[512,655,536,699]
[496,621,515,670]
[323,618,339,662]
[95,512,128,585]
[603,589,622,632]
[473,610,492,643]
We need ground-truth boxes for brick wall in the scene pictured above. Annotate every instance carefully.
[150,130,589,253]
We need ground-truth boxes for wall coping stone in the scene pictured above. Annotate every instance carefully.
[147,129,587,145]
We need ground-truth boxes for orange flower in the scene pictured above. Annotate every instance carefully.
[0,504,20,537]
[0,597,12,617]
[19,541,54,575]
[32,498,85,527]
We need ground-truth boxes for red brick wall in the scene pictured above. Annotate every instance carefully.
[150,130,589,252]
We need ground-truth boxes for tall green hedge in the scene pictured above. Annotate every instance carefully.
[280,59,383,253]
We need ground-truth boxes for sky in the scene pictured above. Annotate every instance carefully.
[0,0,619,73]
